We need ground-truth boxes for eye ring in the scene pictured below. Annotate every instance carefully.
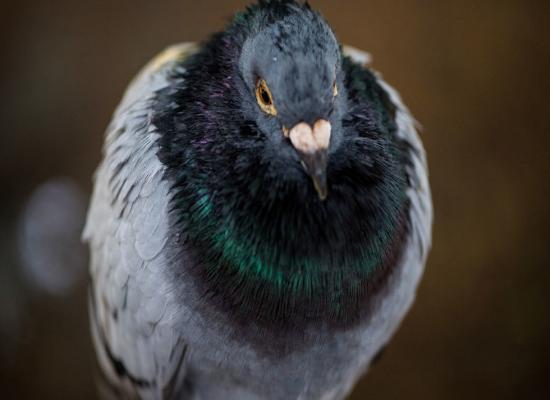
[256,79,277,116]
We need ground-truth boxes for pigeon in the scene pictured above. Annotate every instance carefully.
[84,1,432,399]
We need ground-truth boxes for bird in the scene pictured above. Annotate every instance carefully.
[83,1,432,399]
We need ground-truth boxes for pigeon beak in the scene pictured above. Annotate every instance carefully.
[287,120,331,200]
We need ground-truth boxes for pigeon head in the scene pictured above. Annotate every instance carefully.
[156,0,411,327]
[237,7,344,198]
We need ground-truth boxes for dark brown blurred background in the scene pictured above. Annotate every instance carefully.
[1,0,550,399]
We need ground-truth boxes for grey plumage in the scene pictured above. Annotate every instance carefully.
[84,40,432,400]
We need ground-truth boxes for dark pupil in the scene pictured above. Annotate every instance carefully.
[261,87,271,105]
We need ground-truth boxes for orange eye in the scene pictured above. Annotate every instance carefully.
[256,79,277,116]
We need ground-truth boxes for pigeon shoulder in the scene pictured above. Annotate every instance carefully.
[342,44,433,259]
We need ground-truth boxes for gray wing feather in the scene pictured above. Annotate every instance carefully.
[84,43,198,400]
[342,45,372,66]
[376,77,433,259]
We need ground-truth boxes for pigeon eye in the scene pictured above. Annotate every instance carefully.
[256,79,277,116]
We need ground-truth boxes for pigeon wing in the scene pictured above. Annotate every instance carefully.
[84,43,198,400]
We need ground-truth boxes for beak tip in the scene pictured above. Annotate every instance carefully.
[312,177,328,201]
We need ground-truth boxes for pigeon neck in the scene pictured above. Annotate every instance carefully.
[154,17,411,328]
